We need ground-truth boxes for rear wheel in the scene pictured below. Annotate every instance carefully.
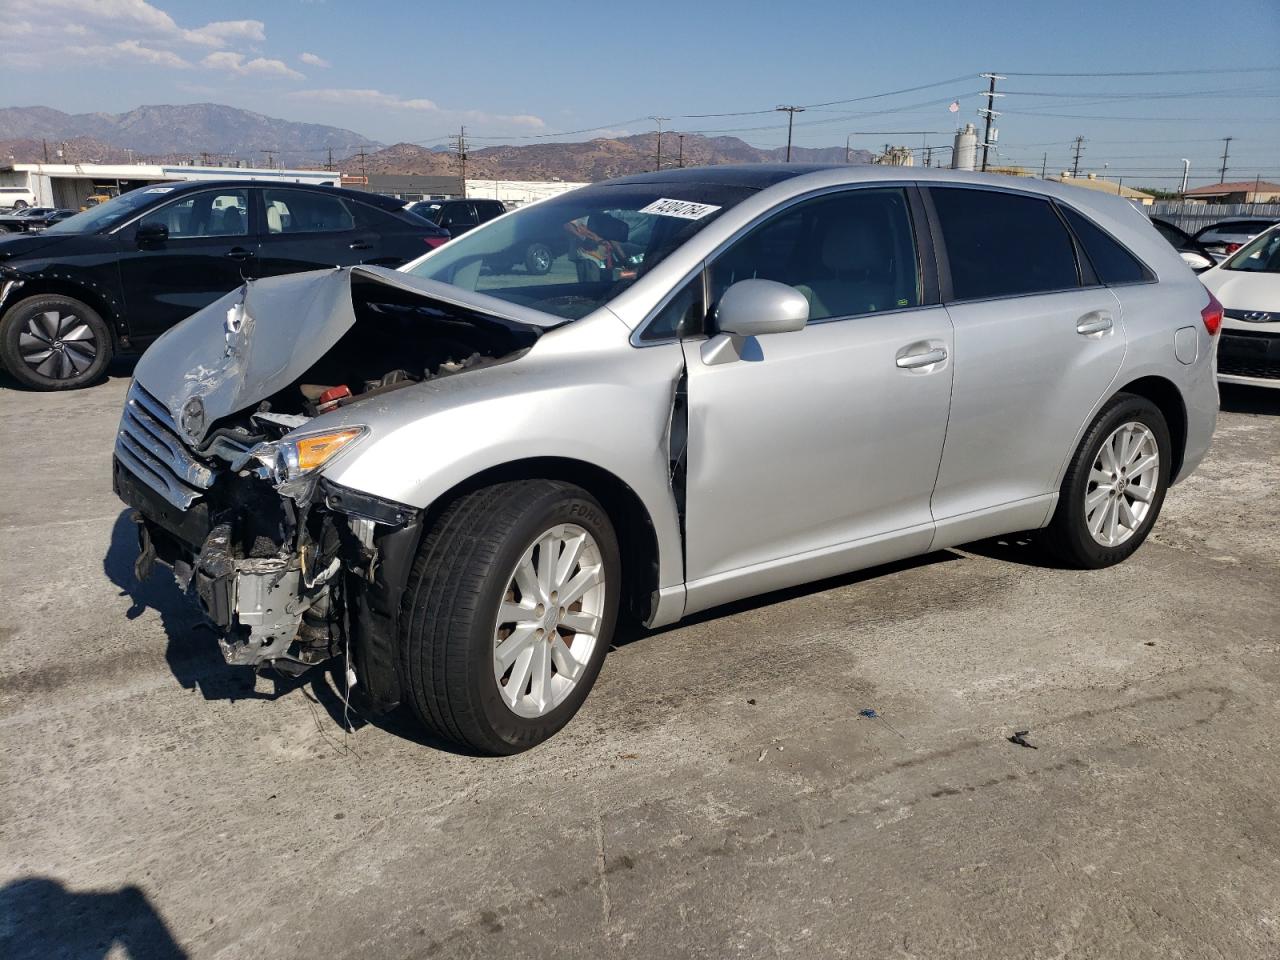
[1042,393,1171,568]
[0,294,113,390]
[399,480,620,754]
[524,241,554,275]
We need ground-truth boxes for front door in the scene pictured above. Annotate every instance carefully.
[680,187,954,613]
[115,187,257,340]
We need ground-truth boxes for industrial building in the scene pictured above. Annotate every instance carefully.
[0,162,338,210]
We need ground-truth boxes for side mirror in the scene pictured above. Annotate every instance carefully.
[715,279,809,337]
[136,221,168,245]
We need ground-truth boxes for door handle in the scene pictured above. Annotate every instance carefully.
[349,241,373,250]
[1076,311,1113,335]
[225,248,255,261]
[896,346,947,369]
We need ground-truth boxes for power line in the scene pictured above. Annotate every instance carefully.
[1000,67,1280,77]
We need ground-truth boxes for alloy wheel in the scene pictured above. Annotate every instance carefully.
[18,310,98,381]
[493,523,605,719]
[1084,421,1160,547]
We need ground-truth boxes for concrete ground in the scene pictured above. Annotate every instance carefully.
[1,365,1277,960]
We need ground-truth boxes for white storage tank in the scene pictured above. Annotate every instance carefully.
[952,123,978,172]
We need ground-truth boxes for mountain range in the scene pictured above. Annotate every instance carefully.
[0,103,876,182]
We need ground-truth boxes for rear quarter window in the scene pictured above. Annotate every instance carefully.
[930,187,1080,300]
[1059,206,1152,285]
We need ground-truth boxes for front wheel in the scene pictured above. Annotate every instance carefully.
[1041,393,1171,569]
[0,294,113,390]
[399,480,620,754]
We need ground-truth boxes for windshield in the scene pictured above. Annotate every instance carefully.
[405,182,756,319]
[1224,227,1280,273]
[44,186,176,234]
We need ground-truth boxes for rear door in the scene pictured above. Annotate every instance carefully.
[255,187,369,276]
[114,186,258,340]
[925,186,1126,531]
[348,199,432,267]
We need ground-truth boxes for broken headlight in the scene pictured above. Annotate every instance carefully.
[249,426,368,486]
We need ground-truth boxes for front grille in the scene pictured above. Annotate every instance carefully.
[1218,356,1280,380]
[115,382,215,510]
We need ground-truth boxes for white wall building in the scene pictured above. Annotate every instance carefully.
[0,162,339,210]
[465,179,588,206]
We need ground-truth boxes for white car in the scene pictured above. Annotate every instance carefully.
[1194,218,1279,259]
[1201,225,1280,388]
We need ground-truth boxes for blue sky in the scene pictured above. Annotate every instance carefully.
[2,0,1278,184]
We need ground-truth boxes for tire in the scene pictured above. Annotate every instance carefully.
[1041,393,1171,569]
[0,294,113,390]
[399,479,621,755]
[524,241,554,275]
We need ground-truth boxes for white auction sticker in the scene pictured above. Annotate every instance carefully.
[638,198,722,220]
[144,186,175,193]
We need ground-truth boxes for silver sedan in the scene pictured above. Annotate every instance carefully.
[116,165,1219,753]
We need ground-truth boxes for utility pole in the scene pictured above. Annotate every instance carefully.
[42,138,49,162]
[978,73,1005,172]
[266,151,275,170]
[1180,159,1191,194]
[450,128,468,196]
[776,105,806,162]
[326,146,334,172]
[1070,136,1086,178]
[845,133,853,164]
[1218,136,1232,183]
[201,151,210,166]
[648,116,669,171]
[677,134,685,168]
[1041,152,1048,179]
[924,146,932,168]
[357,146,367,183]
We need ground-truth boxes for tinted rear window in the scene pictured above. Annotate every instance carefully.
[1059,206,1150,285]
[931,187,1079,300]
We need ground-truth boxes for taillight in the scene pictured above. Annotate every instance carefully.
[423,235,448,249]
[1200,288,1223,336]
[1224,242,1241,254]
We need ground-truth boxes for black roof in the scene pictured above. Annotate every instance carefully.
[596,163,839,191]
[127,179,407,212]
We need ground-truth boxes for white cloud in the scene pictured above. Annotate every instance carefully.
[291,88,440,111]
[299,52,331,68]
[289,89,546,129]
[201,52,304,80]
[0,0,276,74]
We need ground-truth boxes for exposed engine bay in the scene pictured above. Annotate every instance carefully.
[114,268,542,704]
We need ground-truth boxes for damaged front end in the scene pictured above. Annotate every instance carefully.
[113,265,546,703]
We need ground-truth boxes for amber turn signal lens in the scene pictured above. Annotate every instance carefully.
[293,428,364,472]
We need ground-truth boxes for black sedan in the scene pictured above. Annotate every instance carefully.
[0,208,60,233]
[0,180,449,389]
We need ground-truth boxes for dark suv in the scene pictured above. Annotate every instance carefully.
[0,180,449,390]
[407,198,506,237]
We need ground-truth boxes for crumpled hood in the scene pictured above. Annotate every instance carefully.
[133,264,556,445]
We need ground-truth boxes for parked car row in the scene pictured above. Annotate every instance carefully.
[0,207,77,232]
[0,180,450,389]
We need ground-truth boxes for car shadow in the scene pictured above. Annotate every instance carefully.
[0,876,188,960]
[613,549,964,648]
[1219,383,1280,415]
[0,355,136,392]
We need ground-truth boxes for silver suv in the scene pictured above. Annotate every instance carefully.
[115,166,1219,753]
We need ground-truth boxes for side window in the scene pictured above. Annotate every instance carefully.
[1059,206,1151,285]
[439,203,478,228]
[353,201,405,232]
[262,189,354,234]
[140,189,248,239]
[640,273,705,342]
[708,188,921,323]
[931,188,1079,300]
